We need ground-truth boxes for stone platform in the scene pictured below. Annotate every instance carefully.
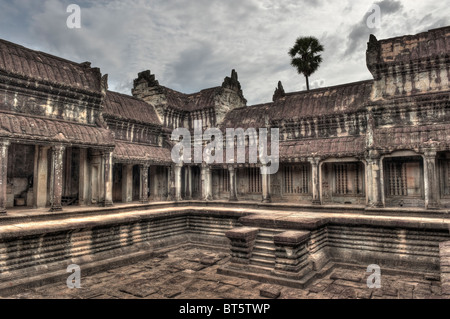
[0,200,450,298]
[3,246,444,299]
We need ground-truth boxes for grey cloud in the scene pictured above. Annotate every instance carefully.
[0,0,449,106]
[344,0,403,57]
[344,0,403,58]
[378,0,403,14]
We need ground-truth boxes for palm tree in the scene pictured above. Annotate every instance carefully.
[289,36,324,91]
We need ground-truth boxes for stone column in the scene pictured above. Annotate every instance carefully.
[152,166,159,200]
[366,151,383,207]
[0,140,10,214]
[102,151,113,207]
[33,145,49,208]
[78,148,89,206]
[166,165,175,201]
[424,150,440,209]
[90,152,101,205]
[261,165,271,203]
[139,164,149,203]
[185,166,192,200]
[49,144,65,212]
[122,164,133,203]
[174,163,183,201]
[228,166,238,201]
[201,165,212,200]
[309,157,321,205]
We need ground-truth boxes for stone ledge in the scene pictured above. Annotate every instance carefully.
[225,227,259,241]
[274,230,310,246]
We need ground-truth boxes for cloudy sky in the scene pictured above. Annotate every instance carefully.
[0,0,448,105]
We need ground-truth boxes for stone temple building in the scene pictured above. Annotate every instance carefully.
[1,27,450,298]
[0,26,449,213]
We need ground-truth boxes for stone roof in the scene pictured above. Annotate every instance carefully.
[272,80,373,120]
[220,103,272,130]
[113,141,172,164]
[103,91,161,126]
[0,38,102,93]
[221,80,373,129]
[279,136,366,159]
[163,86,220,112]
[0,111,114,147]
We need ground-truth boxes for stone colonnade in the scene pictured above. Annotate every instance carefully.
[0,138,114,214]
[0,140,443,213]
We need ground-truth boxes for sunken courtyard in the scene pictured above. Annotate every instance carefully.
[1,26,450,299]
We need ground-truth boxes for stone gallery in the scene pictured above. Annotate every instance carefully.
[0,26,450,299]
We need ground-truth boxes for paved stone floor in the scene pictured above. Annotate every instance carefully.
[4,247,444,299]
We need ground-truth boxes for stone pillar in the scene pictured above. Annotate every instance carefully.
[273,230,312,278]
[122,164,133,203]
[139,164,149,203]
[309,157,321,205]
[78,148,89,206]
[366,151,383,207]
[185,166,192,200]
[102,151,113,207]
[174,163,182,201]
[49,144,65,212]
[201,165,212,200]
[225,227,259,266]
[0,140,9,214]
[33,145,49,208]
[424,150,440,209]
[261,165,271,203]
[166,165,175,201]
[90,152,101,205]
[228,166,238,201]
[152,166,159,200]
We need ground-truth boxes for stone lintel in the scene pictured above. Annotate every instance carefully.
[274,230,310,246]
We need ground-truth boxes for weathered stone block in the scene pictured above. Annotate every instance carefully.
[225,227,259,265]
[259,284,281,299]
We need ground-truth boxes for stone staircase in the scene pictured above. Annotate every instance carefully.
[249,229,279,269]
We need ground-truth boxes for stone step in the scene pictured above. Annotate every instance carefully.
[250,257,275,268]
[253,245,276,253]
[255,238,275,246]
[257,232,278,239]
[252,251,276,260]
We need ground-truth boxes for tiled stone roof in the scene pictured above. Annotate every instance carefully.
[0,111,114,147]
[271,80,373,120]
[163,86,220,112]
[279,136,366,159]
[220,80,372,129]
[220,103,272,130]
[103,91,161,126]
[0,39,101,93]
[113,141,172,164]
